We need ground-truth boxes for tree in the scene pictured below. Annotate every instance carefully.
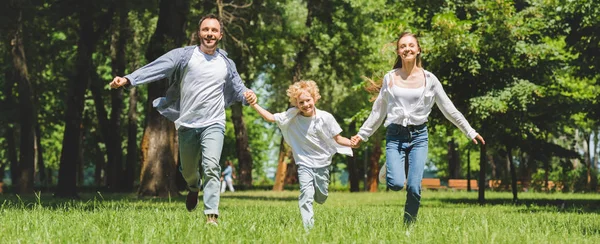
[138,0,190,197]
[215,0,255,188]
[7,0,36,195]
[55,0,114,198]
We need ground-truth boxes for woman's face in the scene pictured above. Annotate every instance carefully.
[396,35,420,62]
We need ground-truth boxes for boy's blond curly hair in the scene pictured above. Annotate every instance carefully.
[286,80,321,105]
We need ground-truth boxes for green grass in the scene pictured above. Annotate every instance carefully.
[1,190,600,243]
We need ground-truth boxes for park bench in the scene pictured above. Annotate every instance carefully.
[448,179,479,190]
[421,178,446,190]
[534,180,563,191]
[0,182,3,194]
[488,180,523,190]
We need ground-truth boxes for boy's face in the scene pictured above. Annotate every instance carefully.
[296,91,315,117]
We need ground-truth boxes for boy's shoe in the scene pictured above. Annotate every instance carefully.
[206,214,218,226]
[186,191,199,211]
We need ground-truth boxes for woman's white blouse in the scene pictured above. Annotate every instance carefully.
[357,69,478,141]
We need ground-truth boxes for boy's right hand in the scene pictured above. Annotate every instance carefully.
[244,90,258,105]
[350,135,362,148]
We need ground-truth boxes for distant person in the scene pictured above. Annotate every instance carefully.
[245,80,353,230]
[109,14,255,226]
[220,160,236,193]
[351,32,485,224]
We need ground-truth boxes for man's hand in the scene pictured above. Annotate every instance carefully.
[110,76,130,89]
[244,90,258,105]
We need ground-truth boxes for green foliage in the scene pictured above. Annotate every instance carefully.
[470,79,540,120]
[1,0,598,191]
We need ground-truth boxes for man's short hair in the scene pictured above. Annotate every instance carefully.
[198,14,224,33]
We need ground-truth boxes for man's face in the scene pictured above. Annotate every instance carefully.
[198,18,222,51]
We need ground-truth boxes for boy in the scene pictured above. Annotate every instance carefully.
[245,80,353,229]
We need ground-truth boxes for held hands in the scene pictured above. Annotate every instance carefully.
[244,90,258,105]
[472,134,486,145]
[109,76,129,89]
[350,135,362,148]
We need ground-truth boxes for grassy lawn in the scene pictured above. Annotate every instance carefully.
[1,190,599,243]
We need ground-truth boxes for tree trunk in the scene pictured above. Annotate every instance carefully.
[467,147,471,191]
[520,151,531,190]
[231,100,253,187]
[0,164,4,193]
[138,0,190,197]
[215,0,256,190]
[489,150,497,180]
[94,137,104,186]
[89,1,128,191]
[478,142,486,205]
[35,124,48,188]
[273,139,292,191]
[447,138,460,179]
[592,129,599,191]
[124,87,138,192]
[11,9,36,195]
[284,161,299,185]
[138,116,179,197]
[507,147,518,203]
[367,139,382,192]
[4,71,19,190]
[55,3,114,198]
[78,124,85,187]
[273,0,321,191]
[89,73,112,186]
[347,121,360,192]
[107,0,128,191]
[584,132,592,190]
[56,10,94,198]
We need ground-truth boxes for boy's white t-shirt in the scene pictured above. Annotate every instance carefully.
[274,107,353,168]
[176,47,228,129]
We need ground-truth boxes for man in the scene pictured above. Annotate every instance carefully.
[110,14,255,225]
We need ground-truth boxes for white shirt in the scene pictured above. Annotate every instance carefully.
[390,85,424,109]
[176,47,228,129]
[357,69,478,141]
[274,107,352,168]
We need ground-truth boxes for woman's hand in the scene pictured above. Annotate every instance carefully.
[350,135,362,148]
[472,134,485,145]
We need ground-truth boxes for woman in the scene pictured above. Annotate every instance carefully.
[351,32,485,224]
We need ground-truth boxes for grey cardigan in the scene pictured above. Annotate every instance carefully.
[124,46,250,121]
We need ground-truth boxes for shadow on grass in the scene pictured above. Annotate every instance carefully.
[0,191,298,211]
[434,197,600,214]
[221,195,298,202]
[0,192,192,211]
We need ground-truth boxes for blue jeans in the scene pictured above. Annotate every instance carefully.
[178,123,225,216]
[385,123,428,223]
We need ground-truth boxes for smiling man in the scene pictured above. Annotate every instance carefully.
[109,14,255,226]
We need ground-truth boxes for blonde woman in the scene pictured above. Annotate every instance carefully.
[351,32,485,224]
